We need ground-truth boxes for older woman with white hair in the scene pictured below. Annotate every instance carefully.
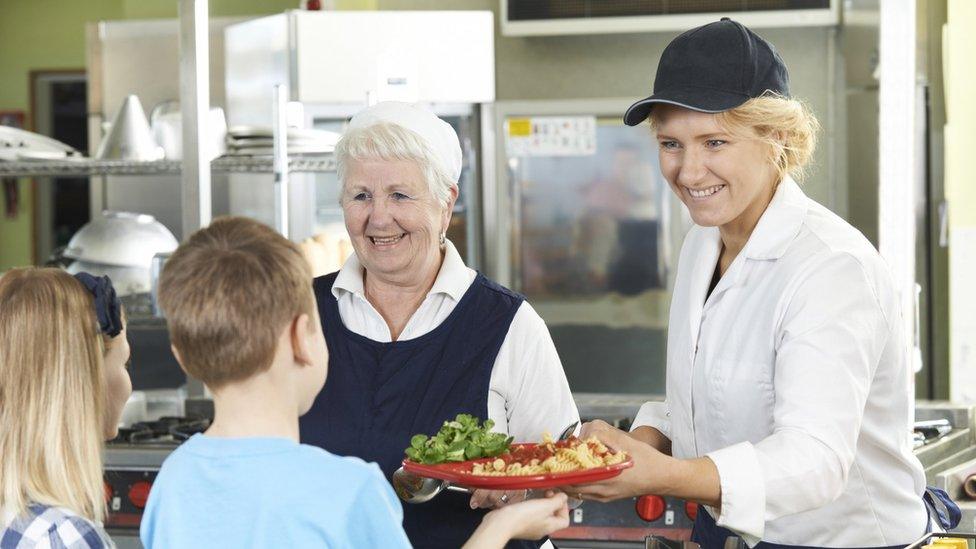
[299,101,579,549]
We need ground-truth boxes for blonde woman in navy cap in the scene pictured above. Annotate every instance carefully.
[565,18,957,548]
[299,101,579,549]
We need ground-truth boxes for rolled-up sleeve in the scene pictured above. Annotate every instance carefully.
[489,302,580,443]
[631,400,672,440]
[706,253,890,544]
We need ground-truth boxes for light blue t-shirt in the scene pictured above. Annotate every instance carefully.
[140,434,412,549]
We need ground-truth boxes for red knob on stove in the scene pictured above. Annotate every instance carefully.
[635,495,666,522]
[128,481,152,509]
[103,481,113,504]
[685,501,699,521]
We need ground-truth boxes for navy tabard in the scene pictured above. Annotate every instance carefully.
[300,271,544,549]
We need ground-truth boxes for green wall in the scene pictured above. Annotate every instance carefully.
[0,1,123,269]
[119,0,376,20]
[0,0,374,270]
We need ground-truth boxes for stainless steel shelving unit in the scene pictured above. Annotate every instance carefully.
[0,160,182,177]
[0,156,335,177]
[6,0,326,404]
[214,156,335,173]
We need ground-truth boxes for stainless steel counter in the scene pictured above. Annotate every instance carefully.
[916,402,976,534]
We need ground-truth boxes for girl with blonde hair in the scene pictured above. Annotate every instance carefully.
[0,269,131,548]
[565,17,957,548]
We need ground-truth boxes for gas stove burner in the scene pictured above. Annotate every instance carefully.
[171,417,210,441]
[112,426,153,443]
[111,416,211,444]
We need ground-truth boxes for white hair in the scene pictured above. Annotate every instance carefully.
[335,122,458,207]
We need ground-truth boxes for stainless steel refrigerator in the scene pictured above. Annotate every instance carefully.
[487,98,693,398]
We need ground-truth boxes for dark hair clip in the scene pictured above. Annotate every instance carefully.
[73,272,123,338]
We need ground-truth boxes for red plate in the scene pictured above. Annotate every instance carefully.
[402,443,633,490]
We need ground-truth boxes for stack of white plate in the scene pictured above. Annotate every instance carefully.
[224,126,340,157]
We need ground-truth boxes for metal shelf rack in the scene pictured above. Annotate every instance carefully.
[0,156,335,177]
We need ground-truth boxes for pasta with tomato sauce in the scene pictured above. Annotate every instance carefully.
[468,435,628,476]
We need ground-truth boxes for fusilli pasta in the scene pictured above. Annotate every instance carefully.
[468,435,628,476]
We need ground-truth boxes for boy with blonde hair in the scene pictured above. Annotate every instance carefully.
[142,216,568,548]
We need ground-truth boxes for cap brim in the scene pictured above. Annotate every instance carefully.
[623,88,751,126]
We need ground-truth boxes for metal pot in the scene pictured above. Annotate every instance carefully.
[64,211,178,269]
[65,259,150,297]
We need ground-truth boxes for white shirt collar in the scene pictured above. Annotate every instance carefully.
[331,239,471,302]
[428,239,472,301]
[741,175,808,261]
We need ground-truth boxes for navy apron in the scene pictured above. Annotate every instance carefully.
[691,487,960,549]
[300,272,545,549]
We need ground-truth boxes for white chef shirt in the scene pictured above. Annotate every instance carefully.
[330,239,580,445]
[632,177,928,546]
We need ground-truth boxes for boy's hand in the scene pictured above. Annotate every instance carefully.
[485,492,569,540]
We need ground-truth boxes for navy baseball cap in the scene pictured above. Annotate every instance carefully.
[624,18,791,126]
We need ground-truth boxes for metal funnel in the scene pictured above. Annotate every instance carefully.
[96,95,164,161]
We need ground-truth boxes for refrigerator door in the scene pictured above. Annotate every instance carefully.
[497,102,690,395]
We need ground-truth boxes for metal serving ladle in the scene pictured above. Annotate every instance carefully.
[392,467,471,503]
[393,420,582,505]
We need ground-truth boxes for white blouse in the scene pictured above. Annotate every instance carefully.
[330,240,580,445]
[633,178,928,546]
